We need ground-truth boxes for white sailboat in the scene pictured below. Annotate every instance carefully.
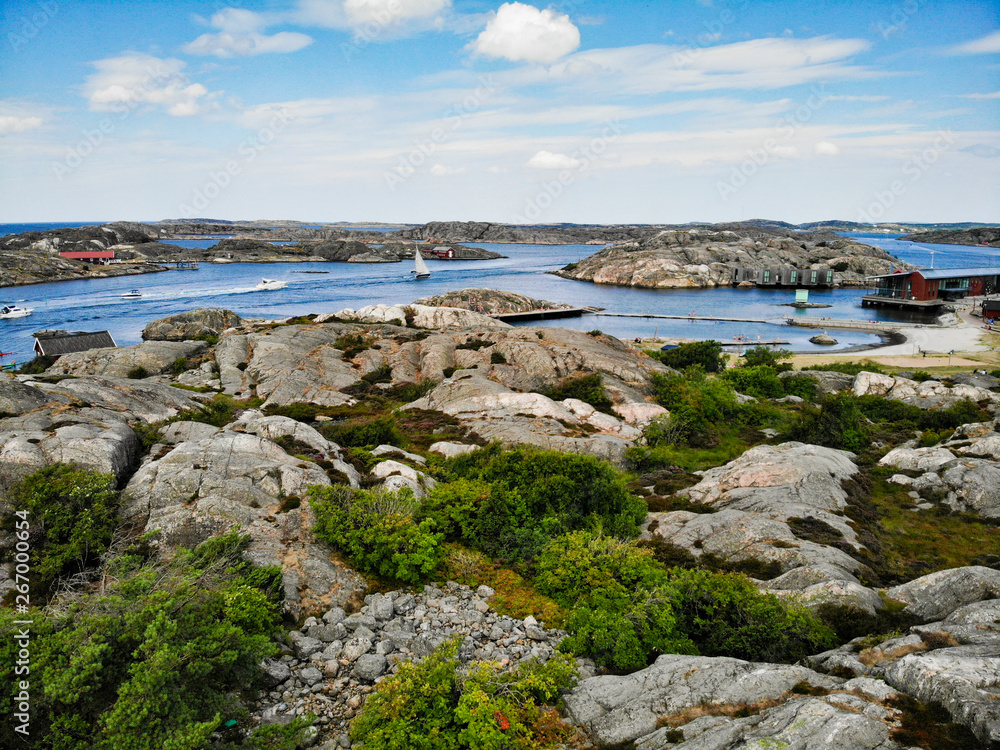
[411,250,431,279]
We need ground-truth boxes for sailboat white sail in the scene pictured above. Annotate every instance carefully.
[411,250,431,279]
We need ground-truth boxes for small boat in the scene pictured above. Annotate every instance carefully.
[121,289,142,299]
[0,304,33,319]
[256,278,288,290]
[410,251,431,279]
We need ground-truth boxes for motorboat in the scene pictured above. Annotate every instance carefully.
[256,278,288,291]
[121,289,142,299]
[410,251,431,279]
[0,304,33,319]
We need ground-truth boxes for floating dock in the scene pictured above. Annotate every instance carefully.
[492,307,590,322]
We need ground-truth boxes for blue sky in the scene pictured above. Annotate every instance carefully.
[1,0,997,224]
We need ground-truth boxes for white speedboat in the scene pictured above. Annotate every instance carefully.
[256,278,288,291]
[121,289,142,299]
[0,304,33,319]
[410,251,431,279]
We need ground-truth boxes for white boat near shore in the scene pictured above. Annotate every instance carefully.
[256,278,288,290]
[121,289,142,299]
[0,304,33,319]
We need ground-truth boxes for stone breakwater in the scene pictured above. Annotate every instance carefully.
[254,582,573,747]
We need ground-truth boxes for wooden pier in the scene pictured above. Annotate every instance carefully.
[595,312,772,323]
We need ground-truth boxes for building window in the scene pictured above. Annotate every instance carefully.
[790,270,797,283]
[810,270,818,283]
[763,270,770,283]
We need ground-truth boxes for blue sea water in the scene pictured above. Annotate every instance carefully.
[1,226,997,367]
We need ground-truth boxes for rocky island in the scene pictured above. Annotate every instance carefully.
[899,226,1000,248]
[3,297,1000,749]
[0,223,503,287]
[555,225,911,288]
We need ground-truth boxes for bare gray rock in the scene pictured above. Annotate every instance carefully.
[563,653,843,747]
[43,340,207,379]
[778,369,854,394]
[31,375,202,422]
[886,566,1000,622]
[142,308,246,341]
[884,646,1000,745]
[0,374,49,416]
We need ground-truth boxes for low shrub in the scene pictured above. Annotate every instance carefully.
[334,332,373,358]
[456,338,493,351]
[127,365,149,379]
[650,340,725,373]
[9,464,120,601]
[490,351,507,365]
[351,639,578,750]
[738,346,792,372]
[323,415,403,448]
[0,532,282,750]
[542,372,615,414]
[170,356,189,375]
[360,364,393,384]
[445,444,647,551]
[721,365,785,400]
[310,485,443,583]
[803,361,887,376]
[664,568,836,663]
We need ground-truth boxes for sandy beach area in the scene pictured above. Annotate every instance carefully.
[639,298,999,371]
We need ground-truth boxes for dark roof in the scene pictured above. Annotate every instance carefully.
[34,330,116,356]
[868,267,1000,281]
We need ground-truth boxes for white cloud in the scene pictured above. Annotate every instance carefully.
[815,141,839,156]
[962,91,1000,100]
[472,2,580,64]
[184,8,313,57]
[83,54,214,116]
[430,164,464,175]
[184,31,313,57]
[531,37,873,94]
[295,0,450,31]
[526,150,580,169]
[0,115,43,135]
[949,31,1000,55]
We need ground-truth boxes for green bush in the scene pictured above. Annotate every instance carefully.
[445,445,647,546]
[310,485,443,583]
[721,365,785,399]
[803,360,887,376]
[535,531,667,606]
[323,415,403,448]
[334,332,373,358]
[788,392,870,451]
[16,354,55,374]
[490,351,507,365]
[739,346,792,371]
[10,464,119,601]
[361,364,393,384]
[649,369,739,446]
[780,374,819,401]
[542,372,614,414]
[664,568,836,662]
[170,356,189,375]
[0,532,282,750]
[126,365,149,379]
[173,393,241,427]
[351,638,578,750]
[650,340,725,373]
